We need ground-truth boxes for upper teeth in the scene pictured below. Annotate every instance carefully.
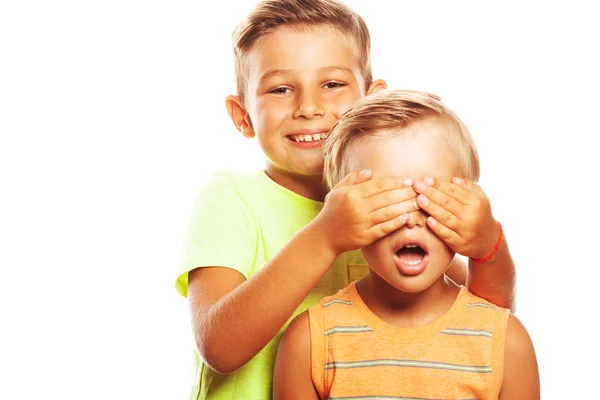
[290,133,328,142]
[405,245,417,248]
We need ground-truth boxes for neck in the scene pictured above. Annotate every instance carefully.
[264,166,328,201]
[356,271,459,328]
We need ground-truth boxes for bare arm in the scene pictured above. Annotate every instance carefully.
[499,314,540,399]
[467,232,516,311]
[189,173,418,373]
[188,222,336,374]
[273,312,319,399]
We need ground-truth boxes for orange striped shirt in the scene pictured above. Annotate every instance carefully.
[308,282,509,399]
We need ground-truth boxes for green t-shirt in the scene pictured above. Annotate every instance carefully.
[176,169,367,399]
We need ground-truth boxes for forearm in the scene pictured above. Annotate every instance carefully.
[197,221,337,373]
[467,235,516,311]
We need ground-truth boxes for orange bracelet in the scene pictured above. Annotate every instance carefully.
[470,222,503,263]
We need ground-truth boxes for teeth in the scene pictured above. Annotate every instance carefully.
[405,245,417,248]
[400,259,421,265]
[289,132,329,142]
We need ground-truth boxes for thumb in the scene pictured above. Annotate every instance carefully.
[334,169,372,189]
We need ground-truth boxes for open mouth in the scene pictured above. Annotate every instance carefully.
[394,243,428,276]
[396,244,426,265]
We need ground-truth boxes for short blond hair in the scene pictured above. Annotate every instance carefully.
[324,89,480,189]
[232,0,372,105]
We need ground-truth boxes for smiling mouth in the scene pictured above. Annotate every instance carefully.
[286,132,329,142]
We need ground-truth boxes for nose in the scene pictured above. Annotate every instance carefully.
[292,88,325,119]
[406,210,427,229]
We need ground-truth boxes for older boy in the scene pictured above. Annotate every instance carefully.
[274,90,538,399]
[177,1,516,398]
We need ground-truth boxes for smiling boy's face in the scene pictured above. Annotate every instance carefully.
[231,24,382,195]
[346,118,460,293]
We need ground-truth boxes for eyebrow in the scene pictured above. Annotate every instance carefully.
[258,69,292,82]
[258,65,355,83]
[321,65,354,75]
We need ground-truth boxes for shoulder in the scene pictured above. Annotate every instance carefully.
[463,289,504,309]
[190,168,266,214]
[283,311,311,345]
[461,292,538,397]
[198,168,260,195]
[462,290,511,321]
[457,289,510,331]
[499,314,540,398]
[278,312,311,378]
[316,285,353,308]
[504,313,536,361]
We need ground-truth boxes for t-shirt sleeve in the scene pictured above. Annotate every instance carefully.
[175,170,257,297]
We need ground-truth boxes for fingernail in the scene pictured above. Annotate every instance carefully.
[428,217,437,227]
[401,213,409,222]
[359,169,370,177]
[424,176,434,185]
[415,182,426,192]
[453,177,464,185]
[418,194,429,206]
[403,178,413,187]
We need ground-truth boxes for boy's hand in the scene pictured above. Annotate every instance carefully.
[413,177,500,260]
[316,170,418,255]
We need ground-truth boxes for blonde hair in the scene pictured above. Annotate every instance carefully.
[324,89,480,189]
[232,0,372,105]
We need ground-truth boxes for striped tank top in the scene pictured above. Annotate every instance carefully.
[308,282,510,399]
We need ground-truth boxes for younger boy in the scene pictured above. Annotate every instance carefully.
[177,1,516,398]
[274,90,539,399]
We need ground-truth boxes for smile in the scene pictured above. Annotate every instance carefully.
[286,132,329,142]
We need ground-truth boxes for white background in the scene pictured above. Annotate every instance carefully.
[1,1,598,398]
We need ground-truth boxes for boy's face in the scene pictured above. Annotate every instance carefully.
[237,25,372,183]
[347,118,459,294]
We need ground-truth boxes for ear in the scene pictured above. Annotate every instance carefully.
[366,79,387,95]
[225,95,255,139]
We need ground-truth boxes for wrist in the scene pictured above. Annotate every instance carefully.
[470,221,503,263]
[303,218,341,260]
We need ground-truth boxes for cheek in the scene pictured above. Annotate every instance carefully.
[360,240,388,267]
[430,240,455,265]
[254,99,289,127]
[330,90,362,117]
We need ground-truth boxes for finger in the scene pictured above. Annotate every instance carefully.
[426,217,464,248]
[414,181,464,219]
[451,177,485,195]
[370,198,420,225]
[417,194,462,228]
[359,176,414,198]
[367,187,418,212]
[368,213,410,241]
[333,169,372,189]
[417,177,471,204]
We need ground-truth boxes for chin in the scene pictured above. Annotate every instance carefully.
[376,269,440,294]
[389,279,434,294]
[293,162,325,177]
